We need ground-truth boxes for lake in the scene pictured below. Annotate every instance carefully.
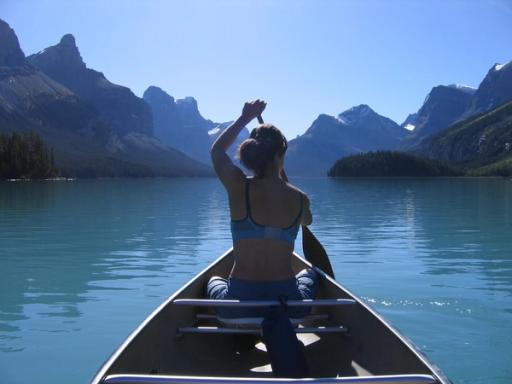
[0,177,511,383]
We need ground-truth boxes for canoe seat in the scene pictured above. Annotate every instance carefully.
[103,373,437,384]
[175,299,356,336]
[173,298,357,307]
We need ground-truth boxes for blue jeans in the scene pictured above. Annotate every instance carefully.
[206,269,318,318]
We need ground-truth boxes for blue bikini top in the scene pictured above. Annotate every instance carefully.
[231,177,303,246]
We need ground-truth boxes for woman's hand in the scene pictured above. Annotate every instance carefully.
[241,99,266,123]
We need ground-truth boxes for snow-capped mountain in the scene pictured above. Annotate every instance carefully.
[286,105,408,176]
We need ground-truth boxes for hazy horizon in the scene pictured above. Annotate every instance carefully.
[2,0,511,138]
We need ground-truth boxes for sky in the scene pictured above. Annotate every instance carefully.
[2,0,512,138]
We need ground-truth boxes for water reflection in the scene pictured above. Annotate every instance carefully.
[295,178,512,294]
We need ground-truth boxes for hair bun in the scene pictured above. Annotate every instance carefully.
[237,124,287,177]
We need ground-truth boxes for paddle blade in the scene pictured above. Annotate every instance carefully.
[302,226,335,278]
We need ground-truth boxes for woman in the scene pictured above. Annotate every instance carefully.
[208,99,318,318]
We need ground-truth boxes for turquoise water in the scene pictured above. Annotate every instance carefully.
[0,178,511,383]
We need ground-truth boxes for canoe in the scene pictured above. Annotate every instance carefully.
[90,249,451,384]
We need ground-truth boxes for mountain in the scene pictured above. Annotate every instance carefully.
[401,61,512,150]
[417,99,512,168]
[0,19,25,67]
[28,34,153,137]
[400,85,476,148]
[143,85,249,164]
[466,61,512,117]
[285,105,408,176]
[0,19,109,140]
[0,19,211,177]
[143,86,213,163]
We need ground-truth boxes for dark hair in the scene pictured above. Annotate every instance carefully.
[237,124,288,178]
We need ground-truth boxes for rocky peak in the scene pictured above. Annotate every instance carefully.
[348,104,374,114]
[54,33,85,68]
[29,33,85,71]
[59,34,77,48]
[469,60,512,114]
[143,86,176,106]
[422,85,470,105]
[338,104,377,124]
[303,113,339,136]
[314,113,338,125]
[0,18,26,66]
[176,96,199,111]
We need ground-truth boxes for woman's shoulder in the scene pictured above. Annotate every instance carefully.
[284,182,309,201]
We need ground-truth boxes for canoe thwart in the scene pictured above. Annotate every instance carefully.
[176,325,348,335]
[103,373,437,384]
[196,313,329,326]
[173,298,357,307]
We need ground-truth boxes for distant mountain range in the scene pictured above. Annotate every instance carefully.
[328,99,512,178]
[288,60,512,176]
[1,17,511,178]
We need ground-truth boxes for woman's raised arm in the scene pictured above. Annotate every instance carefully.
[210,100,266,188]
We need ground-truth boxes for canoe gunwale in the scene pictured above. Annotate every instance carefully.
[104,373,437,384]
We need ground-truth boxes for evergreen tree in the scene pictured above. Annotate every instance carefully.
[0,132,58,179]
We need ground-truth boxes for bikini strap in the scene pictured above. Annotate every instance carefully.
[246,178,302,226]
[245,177,252,219]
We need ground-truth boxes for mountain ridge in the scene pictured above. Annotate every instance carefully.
[401,60,512,150]
[143,85,249,165]
[28,34,154,137]
[0,18,212,177]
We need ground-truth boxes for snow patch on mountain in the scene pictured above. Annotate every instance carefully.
[448,84,476,94]
[208,127,221,136]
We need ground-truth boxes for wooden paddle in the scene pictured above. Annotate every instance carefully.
[301,225,335,278]
[257,114,336,278]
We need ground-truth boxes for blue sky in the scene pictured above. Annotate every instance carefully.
[2,0,512,138]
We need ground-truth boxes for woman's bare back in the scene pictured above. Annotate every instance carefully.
[228,177,311,280]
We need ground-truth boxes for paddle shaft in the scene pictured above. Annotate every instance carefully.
[256,114,335,278]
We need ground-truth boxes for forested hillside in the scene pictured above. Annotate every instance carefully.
[417,100,512,176]
[328,151,461,177]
